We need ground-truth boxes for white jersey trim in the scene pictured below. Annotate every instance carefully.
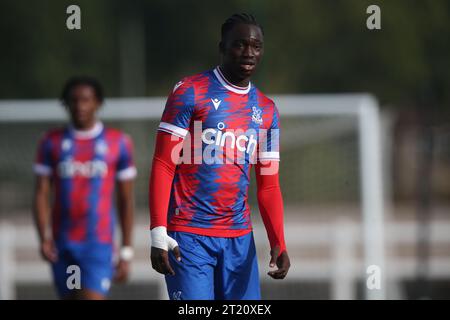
[69,121,104,140]
[259,151,280,161]
[158,122,188,139]
[117,166,137,180]
[213,66,251,95]
[33,163,52,176]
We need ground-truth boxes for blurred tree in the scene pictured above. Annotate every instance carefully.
[0,0,448,112]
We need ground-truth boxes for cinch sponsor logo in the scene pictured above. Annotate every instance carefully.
[201,122,258,156]
[58,158,108,178]
[166,121,279,165]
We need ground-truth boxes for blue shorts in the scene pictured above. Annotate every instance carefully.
[51,242,114,298]
[165,231,260,300]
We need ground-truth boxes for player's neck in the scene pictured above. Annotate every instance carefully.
[218,65,250,88]
[70,121,103,139]
[71,119,98,131]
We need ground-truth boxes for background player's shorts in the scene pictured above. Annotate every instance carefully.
[51,242,114,298]
[165,231,260,300]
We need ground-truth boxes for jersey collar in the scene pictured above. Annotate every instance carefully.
[69,121,104,140]
[213,66,251,95]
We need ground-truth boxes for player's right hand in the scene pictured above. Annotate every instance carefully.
[40,238,58,263]
[150,226,181,275]
[268,246,290,280]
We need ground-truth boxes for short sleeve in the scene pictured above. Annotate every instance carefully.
[33,134,54,176]
[157,79,195,139]
[116,134,137,181]
[258,105,280,162]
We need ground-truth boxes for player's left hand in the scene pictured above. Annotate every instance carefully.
[114,259,130,283]
[267,247,290,280]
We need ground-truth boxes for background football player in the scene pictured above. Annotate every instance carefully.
[33,77,137,299]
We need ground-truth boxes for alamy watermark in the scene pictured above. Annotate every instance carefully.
[366,264,381,290]
[66,264,81,290]
[66,5,81,30]
[366,5,381,30]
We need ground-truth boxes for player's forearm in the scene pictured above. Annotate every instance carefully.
[149,131,180,229]
[149,156,176,228]
[32,188,51,243]
[117,182,134,247]
[118,208,133,247]
[257,182,287,254]
[255,162,287,254]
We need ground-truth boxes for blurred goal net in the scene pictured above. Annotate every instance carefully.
[0,95,385,299]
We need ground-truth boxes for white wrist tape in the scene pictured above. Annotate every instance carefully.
[150,226,179,251]
[119,246,134,262]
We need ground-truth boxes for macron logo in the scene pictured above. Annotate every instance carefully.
[211,98,221,110]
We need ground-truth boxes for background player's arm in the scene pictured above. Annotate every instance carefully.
[33,135,58,263]
[116,179,134,248]
[255,160,290,279]
[32,174,57,263]
[114,178,134,282]
[114,134,137,282]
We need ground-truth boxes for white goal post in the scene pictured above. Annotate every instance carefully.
[0,94,386,300]
[275,94,386,300]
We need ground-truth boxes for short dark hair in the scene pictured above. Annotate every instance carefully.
[221,13,263,41]
[60,76,104,106]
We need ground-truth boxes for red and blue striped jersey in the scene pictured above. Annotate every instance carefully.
[158,66,280,237]
[34,122,136,244]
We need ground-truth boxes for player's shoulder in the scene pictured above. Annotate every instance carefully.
[254,87,277,110]
[40,127,65,142]
[170,69,211,94]
[103,127,132,143]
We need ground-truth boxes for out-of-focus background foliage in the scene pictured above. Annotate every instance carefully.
[0,0,449,300]
[0,0,449,110]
